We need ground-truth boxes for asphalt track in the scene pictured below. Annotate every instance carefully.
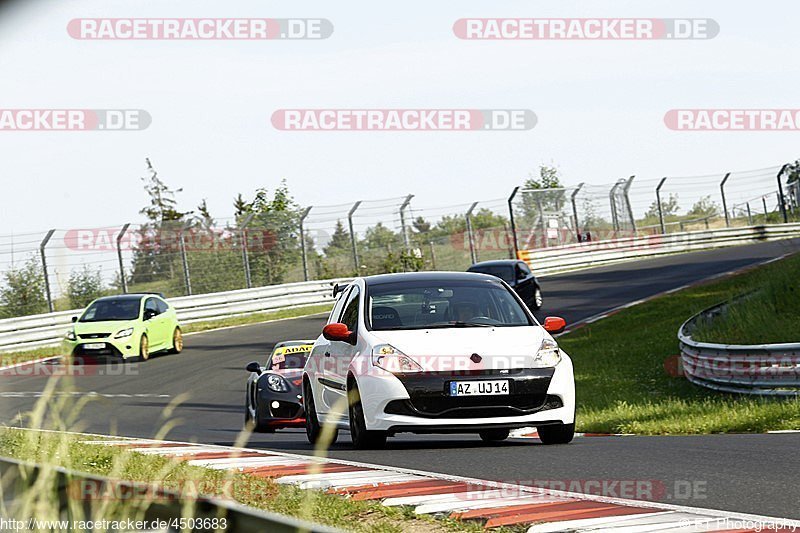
[1,238,799,519]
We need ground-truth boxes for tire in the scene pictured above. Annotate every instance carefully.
[245,394,273,433]
[169,328,183,354]
[304,380,337,446]
[537,422,575,445]
[532,286,543,310]
[348,381,387,450]
[139,334,150,361]
[479,428,510,442]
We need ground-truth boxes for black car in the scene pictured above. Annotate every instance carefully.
[244,340,313,432]
[467,259,542,310]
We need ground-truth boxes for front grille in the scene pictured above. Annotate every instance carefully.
[78,333,111,339]
[386,369,558,419]
[73,344,122,356]
[269,401,303,419]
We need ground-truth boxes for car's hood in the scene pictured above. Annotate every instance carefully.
[73,320,137,335]
[370,326,548,371]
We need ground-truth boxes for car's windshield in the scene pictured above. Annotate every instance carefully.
[468,265,515,283]
[267,345,312,370]
[80,298,141,322]
[367,279,532,331]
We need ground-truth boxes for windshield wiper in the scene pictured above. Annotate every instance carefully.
[425,321,493,328]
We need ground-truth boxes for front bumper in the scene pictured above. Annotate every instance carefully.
[256,388,305,427]
[358,354,575,433]
[62,336,140,359]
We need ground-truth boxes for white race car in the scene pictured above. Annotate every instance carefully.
[302,271,575,449]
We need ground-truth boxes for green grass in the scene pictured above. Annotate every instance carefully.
[690,262,800,344]
[0,304,333,368]
[561,253,800,435]
[0,429,520,533]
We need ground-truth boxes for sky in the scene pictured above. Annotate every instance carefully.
[1,0,798,239]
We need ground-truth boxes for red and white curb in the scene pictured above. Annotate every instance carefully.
[510,428,635,439]
[75,433,799,532]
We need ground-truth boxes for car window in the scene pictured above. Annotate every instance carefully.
[268,345,312,370]
[468,265,515,283]
[366,279,533,331]
[145,298,159,315]
[339,287,360,332]
[156,299,169,314]
[80,298,142,322]
[328,285,351,324]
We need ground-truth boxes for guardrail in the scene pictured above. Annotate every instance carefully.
[519,223,800,276]
[678,299,800,396]
[0,456,337,532]
[0,278,351,353]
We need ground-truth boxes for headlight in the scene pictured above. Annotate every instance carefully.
[372,344,423,373]
[114,327,134,339]
[266,374,290,392]
[65,331,76,341]
[532,338,562,368]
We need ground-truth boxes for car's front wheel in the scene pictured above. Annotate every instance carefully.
[245,395,273,433]
[139,334,149,361]
[304,379,337,446]
[537,422,575,444]
[348,380,387,450]
[532,286,543,310]
[479,428,510,443]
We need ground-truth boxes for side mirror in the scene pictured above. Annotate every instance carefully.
[71,316,78,323]
[246,361,262,374]
[543,316,566,334]
[323,323,354,343]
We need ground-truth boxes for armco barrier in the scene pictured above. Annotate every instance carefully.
[0,278,351,353]
[0,456,338,533]
[678,300,800,396]
[518,223,800,275]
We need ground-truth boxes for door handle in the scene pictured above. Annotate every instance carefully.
[324,352,331,357]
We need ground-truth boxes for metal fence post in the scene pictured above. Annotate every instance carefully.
[656,177,667,234]
[178,220,193,296]
[399,195,414,250]
[347,201,362,272]
[465,201,479,264]
[746,202,753,225]
[762,196,769,220]
[299,206,312,281]
[239,213,254,289]
[507,186,521,257]
[116,223,131,293]
[720,172,731,227]
[777,164,789,223]
[428,241,436,269]
[570,183,583,242]
[39,229,56,313]
[536,196,546,248]
[623,175,636,234]
[609,182,621,232]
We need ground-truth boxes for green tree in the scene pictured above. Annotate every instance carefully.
[130,158,191,292]
[67,265,105,309]
[247,180,303,285]
[688,196,720,218]
[0,256,47,317]
[644,193,680,220]
[518,164,567,227]
[363,222,400,250]
[324,220,351,257]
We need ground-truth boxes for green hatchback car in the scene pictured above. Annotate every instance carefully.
[63,294,183,361]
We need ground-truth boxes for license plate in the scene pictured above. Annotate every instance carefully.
[449,380,509,396]
[83,343,106,350]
